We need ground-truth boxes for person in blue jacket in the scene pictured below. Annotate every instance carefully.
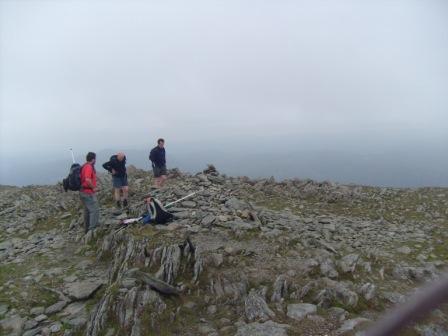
[149,138,167,189]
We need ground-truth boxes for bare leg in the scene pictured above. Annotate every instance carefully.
[159,175,167,187]
[122,186,129,200]
[114,188,121,208]
[154,177,161,188]
[114,188,121,202]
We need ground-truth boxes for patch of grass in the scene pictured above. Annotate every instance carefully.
[0,255,60,311]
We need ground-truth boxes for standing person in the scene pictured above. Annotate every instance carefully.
[80,152,100,233]
[103,152,129,208]
[149,138,167,188]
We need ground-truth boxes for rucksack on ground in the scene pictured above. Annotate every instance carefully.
[147,198,174,224]
[63,163,82,192]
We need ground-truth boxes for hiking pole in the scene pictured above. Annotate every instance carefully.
[365,272,448,336]
[69,148,75,164]
[164,191,198,208]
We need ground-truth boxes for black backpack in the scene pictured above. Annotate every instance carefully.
[63,163,82,192]
[147,198,174,224]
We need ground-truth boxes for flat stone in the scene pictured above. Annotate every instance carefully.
[182,201,197,208]
[336,318,371,335]
[30,306,45,316]
[45,301,68,315]
[59,302,87,318]
[287,303,317,320]
[66,316,87,330]
[50,322,62,333]
[64,280,103,300]
[24,319,38,330]
[63,275,78,283]
[397,246,412,255]
[34,314,48,322]
[22,328,41,336]
[201,214,216,227]
[235,320,290,336]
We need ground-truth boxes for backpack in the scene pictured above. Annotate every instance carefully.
[63,163,82,192]
[147,198,174,224]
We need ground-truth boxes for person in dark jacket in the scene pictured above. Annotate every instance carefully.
[149,138,167,188]
[103,152,129,208]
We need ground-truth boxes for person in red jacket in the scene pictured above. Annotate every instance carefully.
[80,152,100,233]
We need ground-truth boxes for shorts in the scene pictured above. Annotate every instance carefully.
[112,174,128,188]
[153,165,167,178]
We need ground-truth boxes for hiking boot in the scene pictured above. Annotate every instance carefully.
[116,200,122,209]
[123,199,128,208]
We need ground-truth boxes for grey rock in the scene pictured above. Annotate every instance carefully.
[244,289,276,322]
[328,307,349,322]
[320,259,339,278]
[336,318,371,335]
[182,201,197,208]
[235,320,290,336]
[0,314,25,335]
[66,316,88,330]
[121,278,137,289]
[155,244,182,285]
[271,275,288,303]
[397,246,412,254]
[30,306,45,316]
[24,319,38,330]
[64,280,104,301]
[225,197,250,211]
[50,322,62,333]
[45,301,68,315]
[34,314,48,322]
[382,291,406,304]
[339,254,360,273]
[415,324,448,336]
[201,214,216,227]
[286,303,317,320]
[358,283,376,301]
[22,328,41,336]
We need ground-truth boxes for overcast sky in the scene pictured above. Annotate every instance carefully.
[0,0,447,185]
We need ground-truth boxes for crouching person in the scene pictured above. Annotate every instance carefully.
[80,152,100,233]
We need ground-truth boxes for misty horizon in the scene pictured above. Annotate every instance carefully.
[1,133,447,187]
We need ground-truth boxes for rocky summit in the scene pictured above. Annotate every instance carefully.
[0,166,447,336]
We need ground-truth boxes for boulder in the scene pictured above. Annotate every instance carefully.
[286,303,317,320]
